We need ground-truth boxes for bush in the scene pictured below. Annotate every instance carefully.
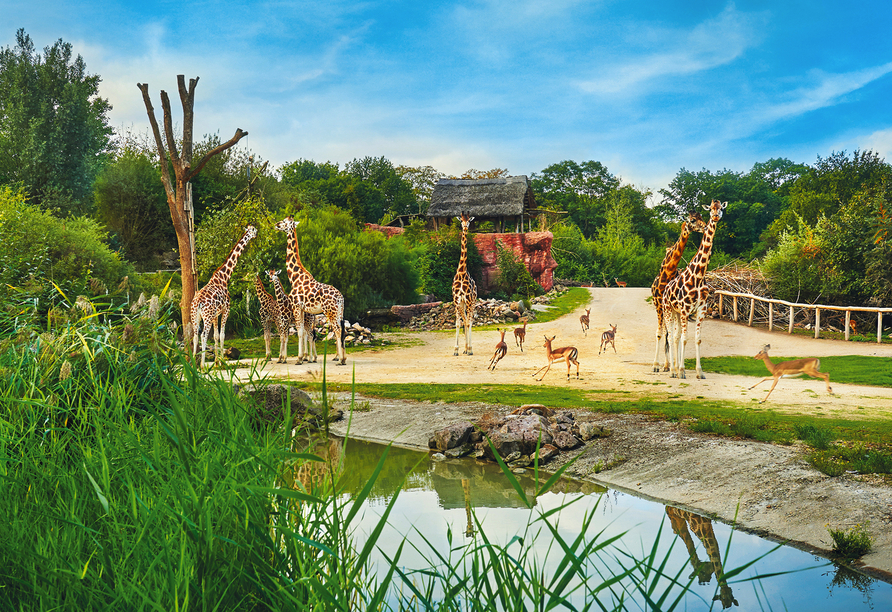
[494,240,542,300]
[828,523,873,560]
[0,185,134,313]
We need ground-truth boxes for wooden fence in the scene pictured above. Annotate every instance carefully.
[713,290,892,344]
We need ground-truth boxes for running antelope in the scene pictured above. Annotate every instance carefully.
[599,324,617,355]
[615,278,627,288]
[580,308,591,335]
[532,335,580,381]
[749,344,833,403]
[514,320,528,352]
[488,329,508,371]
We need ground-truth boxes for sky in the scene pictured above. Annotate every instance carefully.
[4,0,892,200]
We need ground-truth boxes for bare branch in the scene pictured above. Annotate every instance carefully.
[177,75,198,167]
[188,128,249,181]
[159,90,181,168]
[136,83,174,199]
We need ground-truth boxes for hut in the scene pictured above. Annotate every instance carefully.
[427,176,537,232]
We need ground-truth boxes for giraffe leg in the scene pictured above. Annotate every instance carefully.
[293,307,305,365]
[191,308,202,365]
[678,314,688,379]
[200,315,213,370]
[664,306,677,378]
[465,308,474,355]
[263,321,272,361]
[334,316,347,365]
[453,306,462,356]
[694,307,706,379]
[216,312,228,368]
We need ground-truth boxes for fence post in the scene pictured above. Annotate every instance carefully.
[768,302,773,331]
[748,297,755,327]
[719,293,724,317]
[733,296,738,322]
[879,312,883,344]
[845,310,851,341]
[788,305,794,334]
[815,307,821,339]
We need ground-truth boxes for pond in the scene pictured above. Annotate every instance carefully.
[299,436,892,610]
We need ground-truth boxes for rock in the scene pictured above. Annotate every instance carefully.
[224,346,241,360]
[445,444,473,459]
[238,384,316,427]
[431,453,447,461]
[537,444,560,463]
[575,422,611,441]
[485,430,523,460]
[431,422,474,451]
[503,451,522,463]
[498,415,554,450]
[552,431,581,450]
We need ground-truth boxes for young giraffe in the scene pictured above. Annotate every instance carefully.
[452,212,478,356]
[254,272,289,362]
[268,269,318,363]
[650,212,707,372]
[191,225,257,368]
[662,200,726,379]
[274,217,347,365]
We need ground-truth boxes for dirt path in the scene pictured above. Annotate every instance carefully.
[232,288,892,579]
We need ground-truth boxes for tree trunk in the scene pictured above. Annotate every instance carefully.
[137,76,248,355]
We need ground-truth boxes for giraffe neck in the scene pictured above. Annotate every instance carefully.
[271,275,287,303]
[284,228,312,285]
[456,226,469,276]
[687,214,719,279]
[254,274,268,296]
[212,234,251,286]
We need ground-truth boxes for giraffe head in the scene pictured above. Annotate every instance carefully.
[244,225,258,240]
[706,199,726,222]
[275,217,298,234]
[686,211,707,232]
[267,269,280,282]
[456,211,475,232]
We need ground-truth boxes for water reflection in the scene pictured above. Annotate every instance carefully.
[666,506,738,609]
[287,435,890,611]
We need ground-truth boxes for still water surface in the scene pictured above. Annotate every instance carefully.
[305,436,891,610]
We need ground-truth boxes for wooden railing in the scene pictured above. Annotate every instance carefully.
[713,290,892,343]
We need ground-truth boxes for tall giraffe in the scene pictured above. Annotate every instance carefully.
[651,212,707,372]
[274,217,346,365]
[191,225,257,368]
[662,199,726,379]
[268,269,318,363]
[452,212,478,356]
[254,272,288,362]
[665,507,738,608]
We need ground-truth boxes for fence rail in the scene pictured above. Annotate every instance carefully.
[713,290,892,344]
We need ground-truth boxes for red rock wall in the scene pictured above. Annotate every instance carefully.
[472,232,557,293]
[364,224,557,293]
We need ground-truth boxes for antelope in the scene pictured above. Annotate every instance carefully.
[599,324,617,355]
[580,308,591,335]
[488,329,508,370]
[532,335,579,381]
[749,344,833,403]
[615,278,627,288]
[514,320,528,352]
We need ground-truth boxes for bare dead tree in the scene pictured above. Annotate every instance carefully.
[137,76,248,354]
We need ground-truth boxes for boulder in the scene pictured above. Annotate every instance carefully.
[430,421,474,451]
[552,431,581,450]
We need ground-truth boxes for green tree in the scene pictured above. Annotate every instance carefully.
[419,223,483,301]
[93,145,173,268]
[0,29,113,214]
[532,160,620,238]
[395,164,443,214]
[344,156,417,221]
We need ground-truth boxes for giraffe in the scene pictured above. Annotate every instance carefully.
[662,200,726,379]
[665,507,738,608]
[254,272,287,362]
[190,225,257,368]
[651,212,707,372]
[452,211,478,356]
[274,217,347,365]
[268,269,318,363]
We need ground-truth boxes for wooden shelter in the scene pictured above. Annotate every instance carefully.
[427,176,537,232]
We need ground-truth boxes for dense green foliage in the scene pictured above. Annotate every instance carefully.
[0,29,112,214]
[0,185,133,308]
[493,240,541,300]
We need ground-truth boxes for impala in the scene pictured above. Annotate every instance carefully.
[749,344,833,403]
[532,335,580,381]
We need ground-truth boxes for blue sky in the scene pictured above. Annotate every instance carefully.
[4,0,892,199]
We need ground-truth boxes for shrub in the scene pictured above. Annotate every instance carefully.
[494,240,542,300]
[0,185,134,313]
[828,523,873,560]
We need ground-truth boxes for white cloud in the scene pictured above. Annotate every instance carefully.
[576,3,766,95]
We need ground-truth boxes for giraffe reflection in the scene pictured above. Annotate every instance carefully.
[282,437,344,494]
[665,506,739,609]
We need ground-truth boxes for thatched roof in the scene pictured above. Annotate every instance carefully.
[427,175,536,218]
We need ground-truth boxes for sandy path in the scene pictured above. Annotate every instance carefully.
[236,287,892,416]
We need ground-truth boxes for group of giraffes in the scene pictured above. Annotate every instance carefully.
[189,217,347,369]
[453,199,731,383]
